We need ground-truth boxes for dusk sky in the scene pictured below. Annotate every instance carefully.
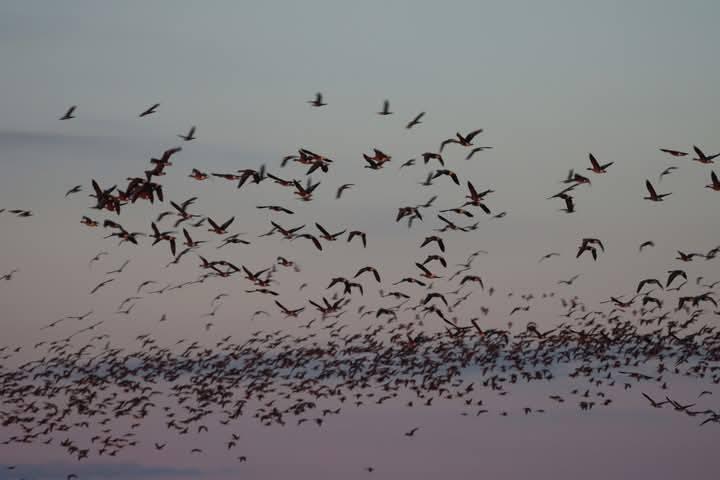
[1,1,720,479]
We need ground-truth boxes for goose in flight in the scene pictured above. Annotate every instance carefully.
[465,146,493,160]
[659,148,687,157]
[275,301,305,318]
[692,145,719,164]
[308,92,326,107]
[421,235,445,252]
[59,105,76,120]
[705,171,720,191]
[539,252,560,262]
[65,185,82,197]
[658,166,678,181]
[422,152,444,167]
[347,230,367,248]
[644,180,671,201]
[378,99,392,115]
[440,129,483,152]
[139,103,160,117]
[406,112,425,129]
[336,184,354,199]
[415,262,442,279]
[207,216,235,235]
[315,223,346,241]
[587,153,613,173]
[638,240,655,252]
[189,168,209,180]
[178,126,197,141]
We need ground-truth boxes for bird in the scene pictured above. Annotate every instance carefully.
[658,166,678,181]
[65,185,82,197]
[587,153,613,173]
[440,129,484,151]
[406,112,425,129]
[644,180,671,202]
[207,217,235,235]
[539,252,560,263]
[659,148,687,157]
[558,274,580,286]
[178,126,197,141]
[692,145,719,164]
[138,103,160,117]
[59,105,76,120]
[90,278,114,294]
[336,184,354,199]
[638,241,655,252]
[705,171,720,191]
[308,92,326,107]
[0,269,19,281]
[466,146,493,160]
[378,99,392,115]
[347,230,367,248]
[641,393,668,408]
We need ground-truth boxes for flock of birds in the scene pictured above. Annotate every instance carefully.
[1,94,720,478]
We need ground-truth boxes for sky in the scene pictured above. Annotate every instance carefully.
[1,1,720,479]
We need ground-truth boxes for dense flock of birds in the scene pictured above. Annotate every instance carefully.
[1,95,720,478]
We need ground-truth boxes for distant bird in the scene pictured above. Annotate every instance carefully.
[644,180,671,202]
[587,153,613,174]
[705,171,720,191]
[65,185,82,197]
[0,269,19,281]
[336,184,354,199]
[378,99,392,115]
[59,105,76,120]
[308,92,326,107]
[178,126,197,141]
[659,148,687,157]
[692,145,719,164]
[466,146,493,160]
[638,241,655,252]
[539,252,560,263]
[558,274,580,286]
[440,129,484,151]
[658,166,678,181]
[90,278,114,294]
[406,112,425,129]
[139,103,160,117]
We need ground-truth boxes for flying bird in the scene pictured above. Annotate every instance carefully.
[406,112,425,129]
[139,103,160,117]
[59,105,76,120]
[644,180,671,202]
[178,126,197,141]
[308,92,326,107]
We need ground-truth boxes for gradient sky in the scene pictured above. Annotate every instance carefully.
[1,1,720,479]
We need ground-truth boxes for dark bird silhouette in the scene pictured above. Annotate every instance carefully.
[59,105,76,120]
[406,112,425,129]
[644,180,671,202]
[308,92,326,107]
[178,126,197,141]
[139,103,160,117]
